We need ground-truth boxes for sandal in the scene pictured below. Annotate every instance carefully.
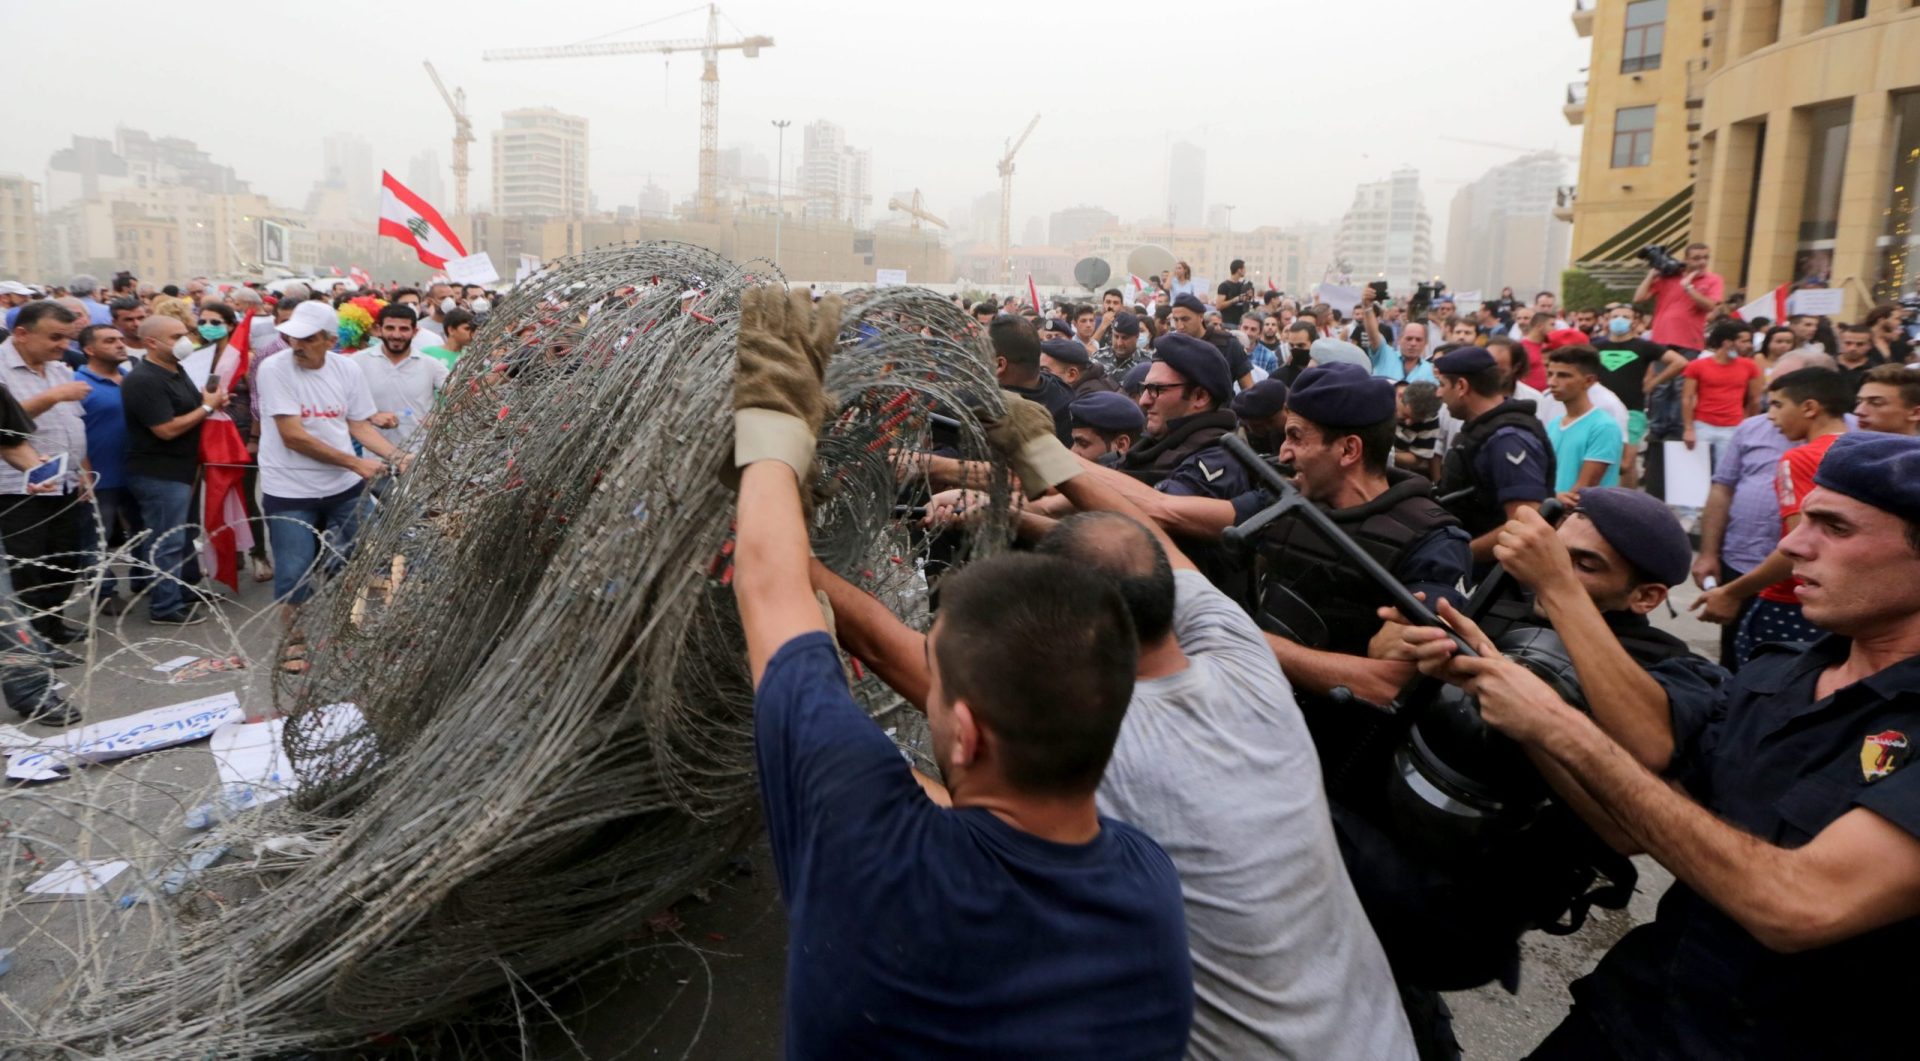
[279,641,309,675]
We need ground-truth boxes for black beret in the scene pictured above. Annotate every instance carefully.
[1230,378,1290,420]
[1113,311,1140,337]
[1434,345,1496,376]
[1120,360,1152,397]
[1041,338,1090,366]
[1813,433,1920,523]
[1285,363,1396,429]
[1069,391,1146,435]
[1172,293,1208,316]
[1152,332,1232,405]
[1042,318,1074,336]
[1573,487,1692,587]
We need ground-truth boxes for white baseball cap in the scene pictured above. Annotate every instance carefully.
[0,281,32,296]
[277,300,339,339]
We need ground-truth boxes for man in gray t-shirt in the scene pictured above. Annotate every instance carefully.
[814,454,1415,1059]
[1038,508,1415,1061]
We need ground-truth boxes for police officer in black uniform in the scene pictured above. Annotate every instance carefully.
[1359,487,1728,1048]
[1401,431,1920,1061]
[1119,332,1250,500]
[989,314,1074,444]
[1432,341,1554,568]
[1229,378,1289,457]
[1246,363,1472,709]
[1039,338,1117,398]
[1066,391,1145,468]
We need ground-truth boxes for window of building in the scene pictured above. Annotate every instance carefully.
[1822,0,1868,24]
[1611,106,1657,167]
[1621,0,1667,72]
[1795,102,1853,285]
[1874,93,1920,303]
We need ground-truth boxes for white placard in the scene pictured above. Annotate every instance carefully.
[152,655,199,673]
[7,692,244,782]
[26,859,131,897]
[1787,288,1844,317]
[1453,290,1482,304]
[1318,283,1363,316]
[1661,440,1714,509]
[515,253,542,283]
[444,252,501,287]
[209,702,366,812]
[874,268,908,288]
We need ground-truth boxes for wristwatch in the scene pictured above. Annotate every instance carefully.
[200,403,214,415]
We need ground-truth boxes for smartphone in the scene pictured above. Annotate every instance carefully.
[204,371,221,393]
[27,453,68,491]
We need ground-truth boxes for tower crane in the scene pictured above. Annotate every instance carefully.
[997,114,1040,283]
[886,189,947,232]
[422,61,474,216]
[484,5,772,222]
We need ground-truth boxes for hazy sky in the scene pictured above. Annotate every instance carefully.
[2,0,1587,252]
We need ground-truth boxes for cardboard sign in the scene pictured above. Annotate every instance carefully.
[445,252,501,287]
[1787,288,1844,317]
[874,268,908,287]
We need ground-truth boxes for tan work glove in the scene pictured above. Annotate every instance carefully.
[731,285,844,482]
[983,392,1082,500]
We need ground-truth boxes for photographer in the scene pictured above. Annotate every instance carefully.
[1634,242,1723,357]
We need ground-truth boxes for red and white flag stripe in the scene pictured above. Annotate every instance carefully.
[377,170,466,269]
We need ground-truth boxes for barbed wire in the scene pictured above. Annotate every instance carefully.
[0,241,1014,1057]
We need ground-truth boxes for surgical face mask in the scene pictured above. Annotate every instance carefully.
[1607,317,1632,338]
[197,323,228,343]
[440,296,457,313]
[171,336,196,359]
[471,297,491,314]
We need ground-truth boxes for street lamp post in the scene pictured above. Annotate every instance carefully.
[772,119,791,270]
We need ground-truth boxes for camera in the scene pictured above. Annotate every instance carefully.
[1411,280,1446,319]
[1638,244,1686,277]
[1368,280,1391,303]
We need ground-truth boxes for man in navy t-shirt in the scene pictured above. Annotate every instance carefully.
[726,286,1194,1059]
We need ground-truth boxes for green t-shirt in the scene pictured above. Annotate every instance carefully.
[421,345,460,373]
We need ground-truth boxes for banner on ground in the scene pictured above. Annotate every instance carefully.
[7,692,244,781]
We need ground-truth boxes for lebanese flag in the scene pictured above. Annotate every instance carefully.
[349,265,371,288]
[1734,283,1790,323]
[198,314,256,592]
[378,170,466,269]
[1028,274,1041,314]
[1267,277,1278,292]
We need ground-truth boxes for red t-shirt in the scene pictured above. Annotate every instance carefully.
[1758,432,1843,604]
[1521,339,1547,390]
[1648,271,1724,350]
[1683,354,1761,427]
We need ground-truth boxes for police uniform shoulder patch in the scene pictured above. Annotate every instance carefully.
[1198,459,1223,483]
[1861,730,1910,783]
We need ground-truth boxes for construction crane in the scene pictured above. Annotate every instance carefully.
[422,61,474,216]
[886,189,947,232]
[1440,136,1574,158]
[997,114,1040,284]
[484,5,772,222]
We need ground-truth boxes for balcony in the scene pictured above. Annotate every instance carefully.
[1553,185,1577,223]
[1571,0,1593,38]
[1564,80,1587,126]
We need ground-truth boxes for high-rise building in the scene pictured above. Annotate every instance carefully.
[1335,167,1434,294]
[968,189,1001,245]
[322,133,376,217]
[1167,142,1206,228]
[0,175,41,280]
[1049,206,1117,247]
[638,177,671,218]
[491,108,589,220]
[1445,152,1571,299]
[407,149,445,210]
[799,121,873,228]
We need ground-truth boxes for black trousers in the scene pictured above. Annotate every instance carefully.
[0,493,83,633]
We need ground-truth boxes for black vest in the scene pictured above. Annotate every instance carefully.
[1437,399,1555,537]
[1120,409,1238,487]
[1256,471,1460,655]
